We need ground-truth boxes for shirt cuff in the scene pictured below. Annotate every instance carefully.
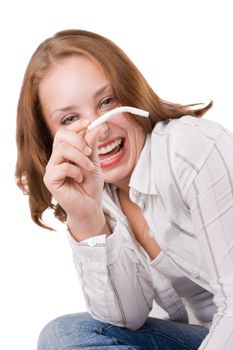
[80,234,107,246]
[66,219,124,265]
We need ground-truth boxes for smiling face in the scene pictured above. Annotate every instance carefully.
[39,55,146,191]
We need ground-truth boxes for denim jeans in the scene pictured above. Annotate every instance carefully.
[37,312,208,350]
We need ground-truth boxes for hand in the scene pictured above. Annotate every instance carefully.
[43,119,106,237]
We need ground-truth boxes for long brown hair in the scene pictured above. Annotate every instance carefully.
[15,29,212,229]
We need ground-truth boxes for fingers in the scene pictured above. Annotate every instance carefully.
[84,125,107,167]
[43,120,105,207]
[54,119,106,156]
[85,125,105,149]
[44,162,84,187]
[48,119,104,183]
[50,142,95,171]
[66,119,90,132]
[53,120,92,156]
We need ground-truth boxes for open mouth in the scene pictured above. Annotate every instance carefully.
[97,138,125,164]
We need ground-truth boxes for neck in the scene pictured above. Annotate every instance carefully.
[114,178,130,196]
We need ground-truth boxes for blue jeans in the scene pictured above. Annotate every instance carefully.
[37,312,208,350]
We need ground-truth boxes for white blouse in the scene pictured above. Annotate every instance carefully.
[68,115,233,350]
[151,250,216,328]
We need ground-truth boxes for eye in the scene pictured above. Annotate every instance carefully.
[99,96,117,110]
[61,114,80,125]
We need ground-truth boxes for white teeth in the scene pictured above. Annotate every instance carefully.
[101,149,122,162]
[97,139,122,155]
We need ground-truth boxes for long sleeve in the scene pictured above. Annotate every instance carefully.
[67,218,155,330]
[185,128,233,350]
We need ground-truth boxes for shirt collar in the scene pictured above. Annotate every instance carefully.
[129,132,158,196]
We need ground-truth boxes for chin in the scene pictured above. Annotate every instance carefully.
[102,165,132,188]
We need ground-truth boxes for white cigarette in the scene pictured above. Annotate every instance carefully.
[87,106,149,131]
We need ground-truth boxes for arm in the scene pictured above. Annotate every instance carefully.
[44,119,154,329]
[67,218,155,330]
[185,128,233,350]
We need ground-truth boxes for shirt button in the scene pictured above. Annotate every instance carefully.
[88,238,97,247]
[191,266,200,278]
[139,201,146,211]
[132,189,139,197]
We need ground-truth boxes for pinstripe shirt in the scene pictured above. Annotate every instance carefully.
[68,115,233,350]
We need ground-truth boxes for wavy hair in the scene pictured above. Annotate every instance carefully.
[15,29,212,229]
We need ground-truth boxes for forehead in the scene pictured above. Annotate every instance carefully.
[44,55,105,81]
[39,55,109,101]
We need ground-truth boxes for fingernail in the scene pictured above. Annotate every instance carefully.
[84,146,92,156]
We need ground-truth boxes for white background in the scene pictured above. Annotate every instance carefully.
[0,0,233,349]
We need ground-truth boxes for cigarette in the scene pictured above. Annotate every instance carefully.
[87,106,149,131]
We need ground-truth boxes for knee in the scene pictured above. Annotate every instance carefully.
[37,315,67,350]
[37,313,93,350]
[37,315,84,350]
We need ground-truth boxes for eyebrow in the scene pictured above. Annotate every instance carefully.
[50,84,111,119]
[94,84,111,98]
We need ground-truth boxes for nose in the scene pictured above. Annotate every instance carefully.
[97,121,109,141]
[100,122,108,134]
[85,111,109,137]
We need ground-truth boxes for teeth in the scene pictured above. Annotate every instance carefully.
[97,139,122,155]
[101,149,122,162]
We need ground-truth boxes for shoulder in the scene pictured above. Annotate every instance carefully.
[153,115,222,139]
[151,115,225,196]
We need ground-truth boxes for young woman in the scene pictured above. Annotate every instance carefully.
[16,29,233,350]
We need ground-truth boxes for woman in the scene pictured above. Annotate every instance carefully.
[16,29,233,350]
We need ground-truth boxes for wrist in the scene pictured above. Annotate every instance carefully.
[66,210,110,242]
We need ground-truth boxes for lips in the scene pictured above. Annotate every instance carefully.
[97,138,123,156]
[97,137,125,168]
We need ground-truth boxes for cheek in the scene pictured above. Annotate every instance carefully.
[108,115,146,145]
[108,114,127,127]
[109,115,138,130]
